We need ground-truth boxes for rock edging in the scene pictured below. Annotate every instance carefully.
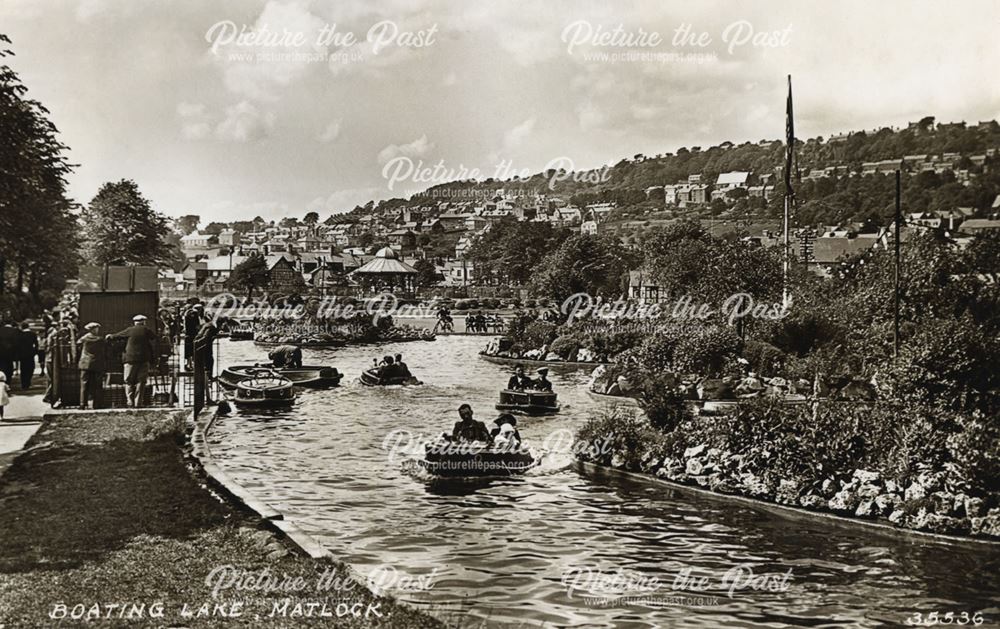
[577,459,1000,548]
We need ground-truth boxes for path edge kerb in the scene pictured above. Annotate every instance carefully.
[187,408,378,597]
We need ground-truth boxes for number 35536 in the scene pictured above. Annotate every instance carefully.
[904,612,985,626]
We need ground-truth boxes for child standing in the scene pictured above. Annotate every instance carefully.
[0,372,9,419]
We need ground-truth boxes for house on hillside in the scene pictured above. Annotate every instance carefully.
[960,218,1000,234]
[715,171,750,190]
[627,269,668,304]
[809,233,881,276]
[266,255,305,292]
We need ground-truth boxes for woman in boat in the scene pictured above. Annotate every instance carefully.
[490,413,522,449]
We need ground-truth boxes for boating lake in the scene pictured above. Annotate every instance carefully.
[209,335,1000,628]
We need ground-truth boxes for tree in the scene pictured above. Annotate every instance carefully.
[466,219,570,286]
[304,211,319,225]
[0,34,80,301]
[175,214,200,235]
[203,222,227,235]
[226,254,270,299]
[413,258,442,288]
[80,180,172,267]
[529,233,635,303]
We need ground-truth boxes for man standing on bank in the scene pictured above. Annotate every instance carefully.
[16,322,39,390]
[76,322,105,409]
[193,315,219,404]
[108,314,157,408]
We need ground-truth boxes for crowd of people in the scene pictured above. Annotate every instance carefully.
[0,298,227,411]
[464,312,505,334]
[0,319,41,392]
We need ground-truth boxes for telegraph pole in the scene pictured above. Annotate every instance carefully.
[893,170,901,358]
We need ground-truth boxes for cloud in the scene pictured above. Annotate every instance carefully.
[318,119,342,143]
[177,102,207,118]
[503,117,536,150]
[376,134,434,164]
[215,101,275,142]
[210,0,327,101]
[177,102,212,140]
[182,122,213,141]
[307,187,384,214]
[203,200,291,222]
[75,0,111,21]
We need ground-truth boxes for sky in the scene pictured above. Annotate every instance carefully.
[2,0,999,223]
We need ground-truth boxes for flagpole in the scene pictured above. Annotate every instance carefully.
[783,188,790,307]
[782,75,794,309]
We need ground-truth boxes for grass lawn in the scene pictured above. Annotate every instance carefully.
[0,414,444,628]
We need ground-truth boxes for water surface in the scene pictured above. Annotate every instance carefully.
[208,336,1000,628]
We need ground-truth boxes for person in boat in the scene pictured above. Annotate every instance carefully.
[533,367,553,392]
[268,344,303,369]
[490,413,522,449]
[451,403,491,444]
[507,366,533,391]
[394,353,411,378]
[377,355,403,380]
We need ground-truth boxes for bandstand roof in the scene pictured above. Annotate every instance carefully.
[353,247,418,275]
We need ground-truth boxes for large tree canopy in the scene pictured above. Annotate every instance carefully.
[529,233,636,304]
[225,254,270,299]
[465,218,570,286]
[80,179,173,267]
[0,34,80,304]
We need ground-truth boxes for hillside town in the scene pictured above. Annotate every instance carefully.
[4,4,1000,627]
[160,119,1000,299]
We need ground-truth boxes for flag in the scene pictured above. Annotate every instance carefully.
[785,75,795,198]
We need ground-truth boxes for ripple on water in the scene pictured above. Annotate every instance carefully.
[207,337,1000,627]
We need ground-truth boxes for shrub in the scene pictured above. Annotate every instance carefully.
[585,329,647,360]
[889,316,1000,413]
[519,321,558,350]
[767,311,841,357]
[741,340,786,376]
[576,408,674,469]
[548,334,582,361]
[947,411,1000,493]
[637,371,693,432]
[673,325,742,376]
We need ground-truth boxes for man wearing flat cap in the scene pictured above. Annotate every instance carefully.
[76,322,105,408]
[108,314,157,407]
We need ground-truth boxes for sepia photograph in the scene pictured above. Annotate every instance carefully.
[1,1,999,627]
